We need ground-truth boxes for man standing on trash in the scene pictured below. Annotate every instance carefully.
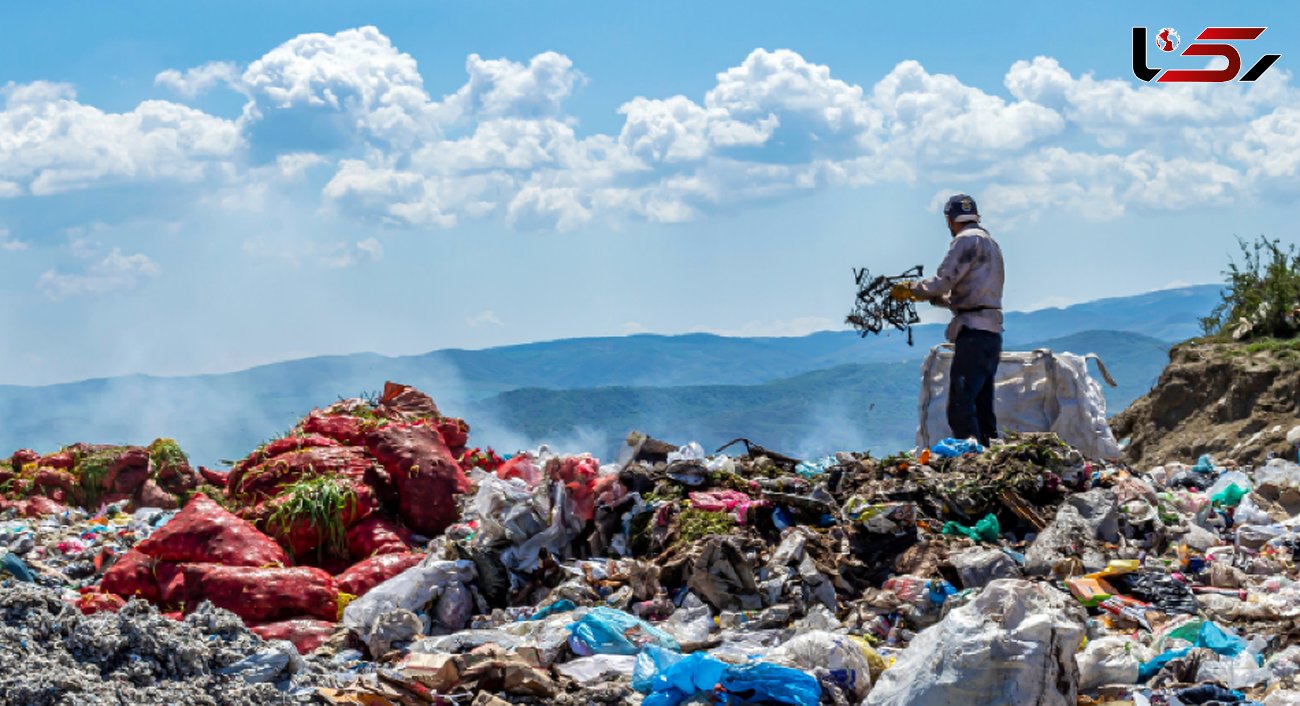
[891,194,1005,446]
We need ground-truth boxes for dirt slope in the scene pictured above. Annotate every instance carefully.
[1111,340,1300,468]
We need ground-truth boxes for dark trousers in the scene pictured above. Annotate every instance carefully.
[947,327,1002,446]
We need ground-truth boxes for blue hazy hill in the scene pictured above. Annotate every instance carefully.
[0,285,1215,465]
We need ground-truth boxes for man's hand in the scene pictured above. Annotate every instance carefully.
[890,282,917,302]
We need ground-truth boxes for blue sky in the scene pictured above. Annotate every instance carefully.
[0,1,1297,384]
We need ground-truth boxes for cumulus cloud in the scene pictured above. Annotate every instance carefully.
[155,61,241,98]
[3,26,1299,239]
[0,81,241,196]
[37,247,160,299]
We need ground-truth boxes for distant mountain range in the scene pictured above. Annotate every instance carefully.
[0,284,1219,465]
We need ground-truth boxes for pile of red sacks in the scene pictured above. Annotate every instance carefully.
[83,382,477,652]
[0,439,200,516]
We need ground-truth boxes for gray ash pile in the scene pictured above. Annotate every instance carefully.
[0,582,333,705]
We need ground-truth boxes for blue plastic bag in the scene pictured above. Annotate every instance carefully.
[720,661,822,705]
[528,598,576,620]
[1137,621,1247,681]
[930,438,984,458]
[633,645,820,706]
[1196,621,1245,657]
[1,552,34,583]
[1191,454,1217,473]
[569,607,680,656]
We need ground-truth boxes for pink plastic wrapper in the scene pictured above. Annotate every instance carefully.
[688,489,763,524]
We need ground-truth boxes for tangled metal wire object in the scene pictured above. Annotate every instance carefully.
[845,265,924,345]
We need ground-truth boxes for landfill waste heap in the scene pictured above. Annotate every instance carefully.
[4,382,1300,705]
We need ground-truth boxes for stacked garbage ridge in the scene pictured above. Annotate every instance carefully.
[4,381,1300,705]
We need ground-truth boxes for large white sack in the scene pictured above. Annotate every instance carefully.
[1076,636,1139,690]
[916,345,1121,460]
[865,579,1086,706]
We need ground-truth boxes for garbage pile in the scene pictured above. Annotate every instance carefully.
[5,381,1300,705]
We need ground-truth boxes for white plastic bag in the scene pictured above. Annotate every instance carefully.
[343,557,475,637]
[660,593,714,646]
[917,345,1120,459]
[769,630,875,700]
[865,579,1086,706]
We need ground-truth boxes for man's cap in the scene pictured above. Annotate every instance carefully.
[942,194,978,218]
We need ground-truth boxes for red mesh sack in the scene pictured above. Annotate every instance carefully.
[365,423,469,536]
[134,494,289,567]
[33,468,79,498]
[227,435,340,487]
[134,478,180,510]
[250,619,337,655]
[335,552,423,597]
[375,382,440,420]
[10,449,38,468]
[302,412,367,446]
[177,564,338,623]
[155,561,188,606]
[229,445,374,502]
[20,496,65,517]
[39,450,74,470]
[100,548,160,603]
[199,466,230,488]
[260,476,380,562]
[105,448,151,493]
[435,418,469,455]
[347,515,414,559]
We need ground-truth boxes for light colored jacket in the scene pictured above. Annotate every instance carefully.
[912,225,1004,341]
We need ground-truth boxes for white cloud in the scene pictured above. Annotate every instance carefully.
[239,26,436,147]
[872,60,1063,168]
[439,52,582,122]
[155,61,241,98]
[37,247,160,299]
[0,81,242,196]
[322,237,384,269]
[466,310,503,327]
[2,27,1298,237]
[0,226,27,251]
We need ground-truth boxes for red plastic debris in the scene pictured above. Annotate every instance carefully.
[548,454,600,523]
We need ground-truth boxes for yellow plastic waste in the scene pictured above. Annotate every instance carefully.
[1085,559,1140,579]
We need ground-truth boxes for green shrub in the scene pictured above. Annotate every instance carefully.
[1200,236,1300,341]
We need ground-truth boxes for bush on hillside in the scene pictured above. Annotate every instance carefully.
[1200,236,1300,341]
